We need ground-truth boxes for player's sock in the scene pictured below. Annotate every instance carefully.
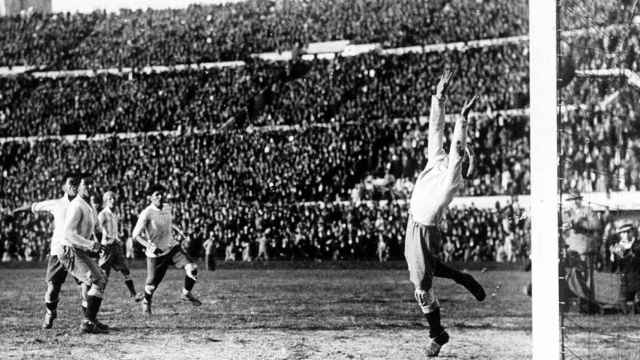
[425,308,445,339]
[144,291,153,304]
[85,295,102,322]
[433,261,464,282]
[125,279,136,296]
[45,301,58,313]
[184,276,196,292]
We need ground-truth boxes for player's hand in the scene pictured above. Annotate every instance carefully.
[90,242,106,256]
[435,70,455,98]
[461,95,479,119]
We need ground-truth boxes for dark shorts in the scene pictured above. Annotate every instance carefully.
[404,216,441,291]
[146,245,193,286]
[99,242,130,274]
[45,255,68,285]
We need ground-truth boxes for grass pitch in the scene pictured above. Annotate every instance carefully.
[0,265,532,359]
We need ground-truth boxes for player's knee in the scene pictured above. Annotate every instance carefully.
[92,272,107,289]
[144,284,156,295]
[121,268,130,277]
[87,284,104,298]
[414,289,439,314]
[185,263,198,280]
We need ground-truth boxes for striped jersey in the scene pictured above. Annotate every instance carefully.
[132,204,177,257]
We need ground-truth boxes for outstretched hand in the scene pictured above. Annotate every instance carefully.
[435,70,455,98]
[461,95,479,118]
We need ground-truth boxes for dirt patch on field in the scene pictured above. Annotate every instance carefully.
[0,268,532,359]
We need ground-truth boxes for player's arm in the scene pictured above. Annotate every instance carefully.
[14,199,55,215]
[448,95,478,170]
[172,225,188,241]
[64,203,101,252]
[426,70,454,162]
[131,211,159,253]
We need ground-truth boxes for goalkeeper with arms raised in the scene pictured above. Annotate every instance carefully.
[405,70,486,357]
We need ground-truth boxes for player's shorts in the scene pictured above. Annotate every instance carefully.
[146,245,193,286]
[45,255,68,285]
[99,242,130,273]
[404,216,442,291]
[58,246,107,287]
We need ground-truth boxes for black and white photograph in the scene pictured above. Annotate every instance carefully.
[9,0,628,359]
[554,0,640,358]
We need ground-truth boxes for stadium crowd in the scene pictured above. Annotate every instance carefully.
[1,199,529,264]
[0,116,529,204]
[0,117,530,263]
[0,45,529,137]
[560,76,640,193]
[0,0,535,265]
[0,0,528,68]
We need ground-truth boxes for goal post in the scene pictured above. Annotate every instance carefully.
[530,0,561,359]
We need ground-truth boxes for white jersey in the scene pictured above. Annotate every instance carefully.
[63,196,99,253]
[409,153,463,225]
[98,208,119,245]
[132,204,177,257]
[409,95,466,225]
[31,196,71,256]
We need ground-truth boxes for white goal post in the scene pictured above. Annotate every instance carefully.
[530,1,561,360]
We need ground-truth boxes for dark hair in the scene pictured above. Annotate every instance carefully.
[66,171,92,186]
[147,184,167,196]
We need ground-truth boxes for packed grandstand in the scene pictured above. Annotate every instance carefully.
[2,0,633,264]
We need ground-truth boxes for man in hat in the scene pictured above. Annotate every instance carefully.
[563,194,602,259]
[610,223,639,271]
[404,70,486,357]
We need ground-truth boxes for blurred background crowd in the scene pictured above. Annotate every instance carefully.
[0,47,529,136]
[15,0,635,264]
[0,0,527,68]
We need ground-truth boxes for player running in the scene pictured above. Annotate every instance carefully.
[131,184,202,315]
[98,191,140,300]
[11,174,78,329]
[405,71,486,357]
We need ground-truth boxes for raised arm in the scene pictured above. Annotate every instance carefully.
[427,71,454,161]
[64,203,101,252]
[448,95,478,167]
